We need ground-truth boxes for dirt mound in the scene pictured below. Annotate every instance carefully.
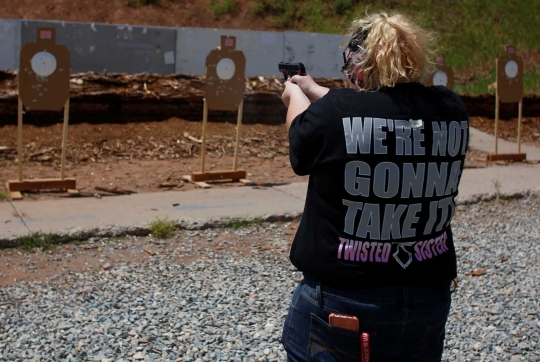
[2,70,540,127]
[0,71,345,125]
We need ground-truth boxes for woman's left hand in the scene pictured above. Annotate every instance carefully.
[281,80,306,108]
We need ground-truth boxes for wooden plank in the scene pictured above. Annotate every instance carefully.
[486,153,526,162]
[10,191,23,200]
[181,175,211,189]
[239,179,255,186]
[191,170,247,182]
[95,186,136,195]
[6,178,77,192]
[67,189,80,195]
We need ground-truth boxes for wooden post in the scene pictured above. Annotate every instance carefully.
[17,98,23,181]
[200,98,208,173]
[486,52,526,163]
[517,99,523,154]
[60,100,70,180]
[494,91,500,154]
[233,99,244,171]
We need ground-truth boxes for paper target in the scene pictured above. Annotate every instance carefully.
[31,52,57,77]
[19,27,71,111]
[205,35,245,111]
[216,58,236,80]
[496,48,523,103]
[504,60,518,78]
[433,71,448,87]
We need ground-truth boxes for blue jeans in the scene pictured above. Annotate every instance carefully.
[281,276,452,362]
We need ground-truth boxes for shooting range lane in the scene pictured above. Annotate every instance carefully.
[0,185,306,240]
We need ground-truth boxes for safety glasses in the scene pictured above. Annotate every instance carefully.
[341,45,365,74]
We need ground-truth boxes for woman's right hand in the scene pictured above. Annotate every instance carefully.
[289,74,329,102]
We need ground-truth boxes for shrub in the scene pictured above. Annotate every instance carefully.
[149,217,178,239]
[210,0,236,18]
[18,232,72,251]
[225,217,264,230]
[332,0,356,14]
[249,0,296,28]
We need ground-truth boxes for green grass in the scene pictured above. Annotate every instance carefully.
[209,0,236,18]
[249,0,297,28]
[248,0,540,95]
[523,68,540,95]
[225,217,264,230]
[149,217,178,239]
[454,73,496,97]
[18,232,73,251]
[0,192,7,201]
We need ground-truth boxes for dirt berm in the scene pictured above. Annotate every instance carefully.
[1,71,538,126]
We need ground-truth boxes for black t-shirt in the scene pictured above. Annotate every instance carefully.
[288,83,469,288]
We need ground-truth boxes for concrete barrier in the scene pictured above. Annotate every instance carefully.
[284,31,343,78]
[1,18,346,78]
[0,20,20,71]
[20,20,177,75]
[176,27,285,77]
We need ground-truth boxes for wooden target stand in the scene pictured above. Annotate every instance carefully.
[6,100,76,200]
[5,27,77,200]
[487,46,526,162]
[182,35,252,188]
[182,98,252,189]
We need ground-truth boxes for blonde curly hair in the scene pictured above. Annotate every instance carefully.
[342,12,436,91]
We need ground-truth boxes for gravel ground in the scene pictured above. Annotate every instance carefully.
[1,196,539,362]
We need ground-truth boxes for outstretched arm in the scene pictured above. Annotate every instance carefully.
[282,81,311,130]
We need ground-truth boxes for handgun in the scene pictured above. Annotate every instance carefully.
[278,62,307,80]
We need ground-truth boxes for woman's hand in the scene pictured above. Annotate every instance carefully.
[281,80,311,130]
[289,74,329,102]
[282,81,306,108]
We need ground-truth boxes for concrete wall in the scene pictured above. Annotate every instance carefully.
[1,18,344,78]
[176,27,285,77]
[20,20,177,74]
[0,20,21,71]
[284,31,343,78]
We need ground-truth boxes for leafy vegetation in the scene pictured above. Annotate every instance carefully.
[149,217,178,239]
[210,0,236,18]
[18,232,73,251]
[0,192,7,201]
[225,217,264,230]
[249,0,297,28]
[246,0,540,95]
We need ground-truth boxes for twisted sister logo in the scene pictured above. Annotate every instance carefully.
[337,117,467,268]
[337,231,449,269]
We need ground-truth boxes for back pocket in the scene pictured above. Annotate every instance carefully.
[308,314,361,362]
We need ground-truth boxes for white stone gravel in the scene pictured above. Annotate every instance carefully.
[1,196,539,362]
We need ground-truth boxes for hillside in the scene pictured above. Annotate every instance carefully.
[2,0,540,95]
[0,0,275,32]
